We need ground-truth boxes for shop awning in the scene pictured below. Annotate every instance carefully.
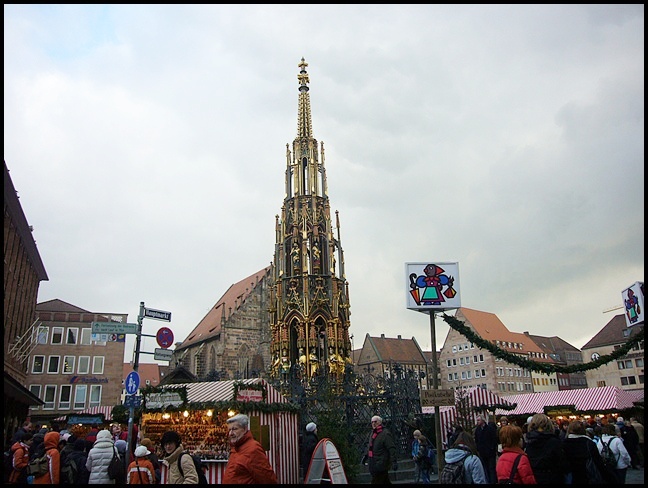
[161,378,288,404]
[494,386,642,416]
[54,406,114,422]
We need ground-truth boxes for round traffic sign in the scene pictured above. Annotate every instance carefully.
[125,371,140,395]
[156,327,174,349]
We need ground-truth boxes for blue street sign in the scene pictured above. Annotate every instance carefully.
[125,371,140,395]
[124,395,142,408]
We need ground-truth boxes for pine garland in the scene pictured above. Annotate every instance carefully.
[442,313,644,374]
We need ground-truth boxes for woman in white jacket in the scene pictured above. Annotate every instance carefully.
[86,429,117,484]
[598,423,632,484]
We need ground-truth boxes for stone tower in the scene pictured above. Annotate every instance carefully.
[269,58,352,381]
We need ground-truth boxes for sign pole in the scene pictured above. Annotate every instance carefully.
[126,301,144,465]
[430,310,444,479]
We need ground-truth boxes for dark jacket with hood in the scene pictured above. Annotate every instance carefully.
[524,429,569,484]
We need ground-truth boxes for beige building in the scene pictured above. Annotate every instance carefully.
[582,313,644,390]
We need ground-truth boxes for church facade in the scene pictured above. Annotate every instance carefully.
[174,59,352,381]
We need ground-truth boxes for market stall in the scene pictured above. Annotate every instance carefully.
[141,378,299,484]
[422,387,515,449]
[494,385,644,418]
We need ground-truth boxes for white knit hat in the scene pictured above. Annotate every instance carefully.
[306,422,317,433]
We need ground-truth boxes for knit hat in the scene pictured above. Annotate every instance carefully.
[306,422,317,433]
[134,445,151,458]
[96,429,112,442]
[140,438,154,450]
[527,416,533,424]
[616,417,625,425]
[413,430,422,437]
[115,439,128,453]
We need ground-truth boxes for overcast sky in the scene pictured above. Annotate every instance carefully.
[4,5,644,364]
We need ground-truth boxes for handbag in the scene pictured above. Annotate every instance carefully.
[498,454,522,484]
[107,447,125,481]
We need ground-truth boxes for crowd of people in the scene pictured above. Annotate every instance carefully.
[438,413,644,484]
[6,413,278,485]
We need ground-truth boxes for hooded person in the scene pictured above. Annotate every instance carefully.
[8,431,32,484]
[127,445,155,484]
[301,422,319,478]
[115,439,129,478]
[33,431,60,485]
[66,438,90,484]
[139,438,160,483]
[86,429,116,484]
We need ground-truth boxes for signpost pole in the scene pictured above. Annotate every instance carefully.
[126,301,144,465]
[430,310,444,478]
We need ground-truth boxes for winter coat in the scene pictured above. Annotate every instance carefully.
[367,426,397,476]
[222,430,278,484]
[597,434,631,469]
[34,431,61,485]
[444,446,487,484]
[126,457,155,484]
[562,434,617,484]
[66,443,90,484]
[301,431,319,474]
[496,447,536,484]
[524,429,569,484]
[86,429,117,484]
[162,444,199,484]
[9,440,30,483]
[413,436,432,469]
[474,421,498,459]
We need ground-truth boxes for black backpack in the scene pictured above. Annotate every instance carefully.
[601,439,618,468]
[178,452,208,485]
[439,459,465,484]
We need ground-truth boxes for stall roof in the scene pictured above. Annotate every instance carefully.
[494,386,643,416]
[55,405,113,422]
[422,386,514,414]
[160,378,288,404]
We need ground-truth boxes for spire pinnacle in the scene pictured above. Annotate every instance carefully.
[296,57,313,139]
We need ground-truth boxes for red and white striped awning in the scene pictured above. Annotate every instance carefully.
[421,387,514,449]
[159,378,289,404]
[494,386,643,417]
[54,406,114,422]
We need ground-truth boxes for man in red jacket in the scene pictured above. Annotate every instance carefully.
[222,414,277,484]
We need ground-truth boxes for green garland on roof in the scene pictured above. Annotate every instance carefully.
[442,313,644,374]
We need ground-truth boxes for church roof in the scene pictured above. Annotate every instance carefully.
[175,266,271,350]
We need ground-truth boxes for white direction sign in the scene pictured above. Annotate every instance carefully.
[144,308,172,322]
[154,348,174,361]
[91,322,138,334]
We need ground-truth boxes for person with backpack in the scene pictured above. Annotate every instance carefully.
[598,422,631,483]
[222,414,277,484]
[561,420,617,484]
[66,438,90,484]
[496,425,535,484]
[441,430,487,484]
[127,445,155,484]
[160,430,199,484]
[32,431,61,485]
[139,438,160,484]
[411,429,432,484]
[7,431,32,484]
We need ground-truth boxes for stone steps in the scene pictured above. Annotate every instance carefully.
[354,458,439,484]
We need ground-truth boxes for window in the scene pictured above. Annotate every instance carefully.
[63,356,75,374]
[452,346,457,353]
[92,356,104,374]
[475,369,481,378]
[467,371,472,379]
[453,372,458,380]
[448,374,453,381]
[81,328,92,345]
[636,358,644,368]
[452,359,457,366]
[66,328,78,345]
[460,357,465,365]
[466,356,471,364]
[59,385,72,410]
[481,369,486,377]
[458,344,463,351]
[43,385,57,409]
[89,385,102,408]
[618,360,633,370]
[51,327,64,345]
[32,356,45,374]
[74,385,87,409]
[78,356,90,374]
[446,360,452,367]
[479,354,484,362]
[47,356,60,374]
[461,371,466,380]
[29,385,42,407]
[37,326,49,344]
[473,355,478,363]
[620,376,637,386]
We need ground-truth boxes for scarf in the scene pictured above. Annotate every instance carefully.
[368,425,383,458]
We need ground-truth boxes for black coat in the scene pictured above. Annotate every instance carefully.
[562,435,617,484]
[525,429,569,484]
[301,432,319,474]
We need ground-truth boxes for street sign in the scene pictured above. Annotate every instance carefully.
[125,371,140,395]
[144,307,172,322]
[91,322,138,334]
[154,347,174,361]
[156,327,174,348]
[123,395,142,408]
[420,388,455,407]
